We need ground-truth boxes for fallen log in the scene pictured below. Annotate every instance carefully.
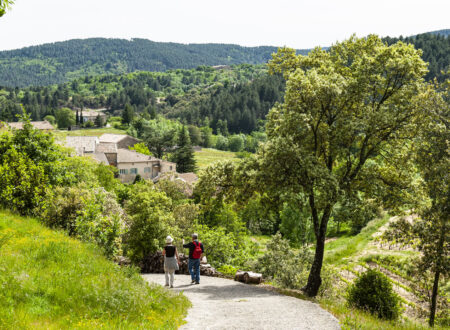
[234,271,263,284]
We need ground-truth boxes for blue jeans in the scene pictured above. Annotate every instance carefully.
[188,258,200,283]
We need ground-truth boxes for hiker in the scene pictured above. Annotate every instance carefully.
[183,233,204,284]
[162,235,179,288]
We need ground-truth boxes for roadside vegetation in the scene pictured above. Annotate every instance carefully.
[0,210,189,328]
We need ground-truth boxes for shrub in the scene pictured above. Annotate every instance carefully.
[39,185,126,258]
[0,149,49,215]
[347,269,401,320]
[124,182,173,263]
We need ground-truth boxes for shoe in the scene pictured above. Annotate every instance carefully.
[170,285,174,288]
[165,284,169,286]
[195,281,200,284]
[191,280,196,284]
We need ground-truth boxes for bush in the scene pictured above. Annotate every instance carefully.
[347,269,401,320]
[39,185,126,258]
[256,233,335,296]
[124,182,174,263]
[191,224,257,268]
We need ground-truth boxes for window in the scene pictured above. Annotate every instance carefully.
[130,168,138,174]
[144,167,151,173]
[170,166,173,171]
[119,169,128,175]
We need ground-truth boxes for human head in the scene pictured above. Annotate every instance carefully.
[166,235,173,244]
[191,233,198,240]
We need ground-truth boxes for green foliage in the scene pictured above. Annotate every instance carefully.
[38,185,125,258]
[228,135,244,152]
[215,135,229,150]
[43,115,56,125]
[279,198,315,245]
[172,125,196,173]
[124,182,173,262]
[0,148,49,215]
[0,210,189,328]
[261,34,429,296]
[347,269,401,320]
[55,107,75,129]
[192,224,257,268]
[156,178,191,205]
[129,142,152,155]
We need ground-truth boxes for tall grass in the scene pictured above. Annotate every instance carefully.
[0,210,190,329]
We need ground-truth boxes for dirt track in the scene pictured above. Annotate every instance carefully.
[142,274,340,330]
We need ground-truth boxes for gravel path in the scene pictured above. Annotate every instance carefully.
[142,274,340,330]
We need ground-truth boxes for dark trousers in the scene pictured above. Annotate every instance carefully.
[188,258,200,282]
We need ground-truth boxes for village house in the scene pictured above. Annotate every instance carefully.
[75,109,107,123]
[6,120,55,131]
[64,133,177,183]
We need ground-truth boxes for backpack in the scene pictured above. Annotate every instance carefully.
[192,241,202,259]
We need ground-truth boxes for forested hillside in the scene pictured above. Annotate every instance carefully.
[0,65,284,135]
[0,38,308,87]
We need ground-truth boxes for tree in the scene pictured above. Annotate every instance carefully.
[260,35,428,297]
[55,108,76,129]
[122,103,135,125]
[382,88,449,326]
[140,119,177,159]
[76,109,80,125]
[173,126,196,173]
[94,114,103,127]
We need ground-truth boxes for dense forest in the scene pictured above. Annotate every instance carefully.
[0,38,308,87]
[0,64,284,135]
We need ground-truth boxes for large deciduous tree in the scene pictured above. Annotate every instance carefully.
[261,35,429,297]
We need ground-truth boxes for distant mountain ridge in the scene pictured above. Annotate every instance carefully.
[0,29,448,87]
[0,38,308,87]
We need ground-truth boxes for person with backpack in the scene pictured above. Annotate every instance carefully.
[162,235,179,288]
[182,233,204,284]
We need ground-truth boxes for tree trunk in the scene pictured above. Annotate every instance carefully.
[303,204,332,297]
[429,268,440,327]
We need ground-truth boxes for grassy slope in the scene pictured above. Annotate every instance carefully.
[0,210,190,329]
[194,148,238,170]
[321,214,448,329]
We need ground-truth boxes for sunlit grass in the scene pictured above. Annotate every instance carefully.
[0,210,190,328]
[194,148,239,170]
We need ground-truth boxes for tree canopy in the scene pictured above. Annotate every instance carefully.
[260,35,430,297]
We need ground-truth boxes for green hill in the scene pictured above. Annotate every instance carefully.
[0,210,190,328]
[0,38,309,87]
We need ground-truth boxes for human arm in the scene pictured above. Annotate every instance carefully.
[162,246,166,256]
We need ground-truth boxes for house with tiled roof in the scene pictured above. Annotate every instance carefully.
[64,133,176,183]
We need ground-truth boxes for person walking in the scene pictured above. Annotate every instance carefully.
[162,235,179,288]
[183,233,204,284]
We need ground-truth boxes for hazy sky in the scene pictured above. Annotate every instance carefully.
[1,0,449,51]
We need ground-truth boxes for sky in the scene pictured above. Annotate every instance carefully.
[1,0,449,51]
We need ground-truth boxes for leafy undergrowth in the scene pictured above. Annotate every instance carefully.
[0,210,190,329]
